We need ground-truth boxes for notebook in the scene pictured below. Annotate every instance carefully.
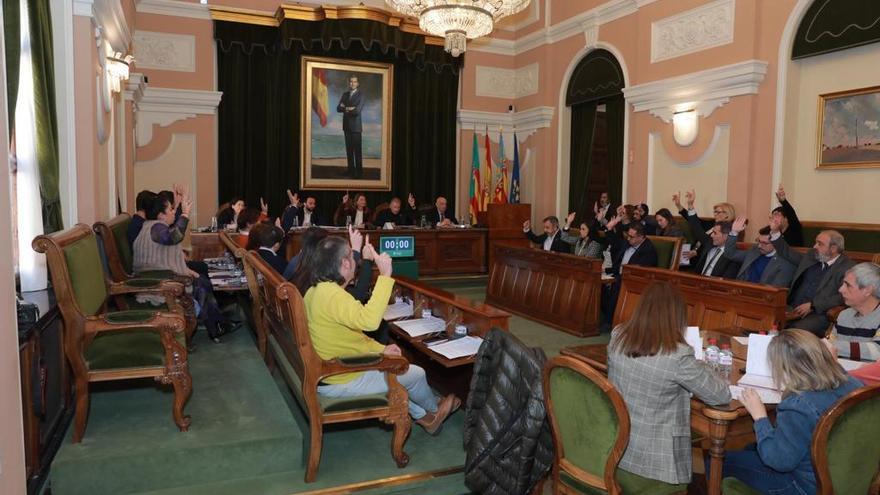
[735,333,782,404]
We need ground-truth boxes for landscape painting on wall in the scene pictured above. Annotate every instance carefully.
[817,85,880,169]
[300,56,393,190]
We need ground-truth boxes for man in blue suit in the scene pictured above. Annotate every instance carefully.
[337,75,365,178]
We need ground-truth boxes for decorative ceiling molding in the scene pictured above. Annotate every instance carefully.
[623,59,768,122]
[651,0,734,63]
[75,0,132,53]
[497,0,541,32]
[470,0,659,56]
[134,31,196,72]
[475,63,539,99]
[135,87,222,146]
[136,0,211,20]
[458,106,554,141]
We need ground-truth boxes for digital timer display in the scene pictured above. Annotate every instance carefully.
[379,236,415,258]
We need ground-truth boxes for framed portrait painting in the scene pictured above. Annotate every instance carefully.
[301,56,393,190]
[817,85,880,169]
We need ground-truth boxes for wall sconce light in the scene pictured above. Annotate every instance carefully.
[106,53,133,94]
[672,109,698,147]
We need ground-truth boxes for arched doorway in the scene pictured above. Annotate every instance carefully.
[566,49,625,216]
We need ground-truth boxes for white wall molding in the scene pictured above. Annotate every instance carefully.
[475,63,539,99]
[124,73,148,103]
[458,106,554,141]
[136,0,211,20]
[651,0,734,63]
[135,87,222,146]
[134,30,196,72]
[75,0,131,53]
[623,59,768,122]
[471,0,659,56]
[498,0,541,32]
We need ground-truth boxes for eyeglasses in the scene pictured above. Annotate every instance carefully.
[713,210,724,215]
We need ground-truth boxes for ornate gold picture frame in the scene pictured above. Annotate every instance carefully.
[817,85,880,169]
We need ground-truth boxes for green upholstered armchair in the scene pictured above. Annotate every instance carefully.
[647,235,683,270]
[543,355,687,494]
[244,251,411,482]
[93,214,196,347]
[723,383,880,495]
[33,224,192,443]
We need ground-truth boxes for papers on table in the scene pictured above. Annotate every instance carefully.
[729,384,782,404]
[685,326,704,360]
[384,301,414,321]
[679,243,692,266]
[428,336,484,360]
[838,358,869,372]
[732,336,750,346]
[736,333,781,404]
[208,270,237,278]
[393,317,445,337]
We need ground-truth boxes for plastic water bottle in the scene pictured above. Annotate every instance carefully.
[705,338,720,372]
[718,343,733,379]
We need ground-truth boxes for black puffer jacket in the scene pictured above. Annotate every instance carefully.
[463,329,553,494]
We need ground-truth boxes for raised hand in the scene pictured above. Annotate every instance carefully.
[260,197,268,214]
[606,214,622,231]
[375,252,393,277]
[287,189,300,207]
[776,184,786,203]
[732,216,748,233]
[566,211,576,226]
[348,224,364,253]
[181,197,193,217]
[616,205,626,217]
[274,217,282,228]
[672,191,682,210]
[685,189,695,209]
[593,201,600,215]
[522,219,531,231]
[362,238,377,261]
[408,193,416,208]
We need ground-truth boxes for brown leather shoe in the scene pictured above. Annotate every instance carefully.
[416,394,461,435]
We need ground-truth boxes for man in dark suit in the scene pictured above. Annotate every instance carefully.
[522,216,570,254]
[255,224,287,275]
[688,220,740,279]
[770,216,855,336]
[722,217,795,288]
[374,197,413,228]
[281,193,325,230]
[600,216,658,326]
[427,196,457,227]
[337,75,366,178]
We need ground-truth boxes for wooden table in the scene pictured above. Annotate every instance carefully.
[387,276,510,401]
[561,328,764,495]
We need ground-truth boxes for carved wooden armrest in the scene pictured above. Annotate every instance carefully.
[826,305,846,323]
[108,279,185,299]
[320,354,410,381]
[84,311,187,336]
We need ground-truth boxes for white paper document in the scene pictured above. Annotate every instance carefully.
[729,384,782,404]
[383,301,414,321]
[679,243,692,266]
[393,317,446,337]
[208,270,237,278]
[736,333,780,403]
[685,326,703,360]
[732,336,749,346]
[428,336,484,360]
[838,358,869,372]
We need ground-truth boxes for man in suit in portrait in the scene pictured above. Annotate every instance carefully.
[770,215,855,336]
[337,75,366,178]
[722,217,795,288]
[522,216,570,254]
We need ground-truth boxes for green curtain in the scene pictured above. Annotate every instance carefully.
[28,0,61,232]
[605,95,625,208]
[3,0,19,135]
[215,19,460,219]
[568,101,597,217]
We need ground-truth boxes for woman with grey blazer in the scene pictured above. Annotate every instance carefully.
[560,213,603,258]
[607,282,731,485]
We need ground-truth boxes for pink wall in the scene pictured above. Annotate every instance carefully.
[73,15,100,225]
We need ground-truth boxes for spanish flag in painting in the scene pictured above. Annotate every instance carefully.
[312,68,330,127]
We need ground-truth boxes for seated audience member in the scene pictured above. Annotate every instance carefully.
[128,190,157,248]
[522,215,570,253]
[593,191,614,227]
[254,223,287,275]
[722,329,863,494]
[134,193,232,343]
[673,189,735,264]
[772,184,804,247]
[654,208,685,238]
[284,227,329,281]
[281,191,324,230]
[688,219,740,279]
[374,197,413,228]
[303,236,459,433]
[608,282,730,485]
[632,203,658,236]
[236,207,265,248]
[217,197,245,229]
[770,216,855,336]
[830,262,880,361]
[335,193,372,227]
[560,212,603,258]
[428,196,457,227]
[723,217,795,288]
[600,215,658,325]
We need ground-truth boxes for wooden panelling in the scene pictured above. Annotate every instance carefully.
[735,241,877,264]
[613,265,788,334]
[486,245,602,337]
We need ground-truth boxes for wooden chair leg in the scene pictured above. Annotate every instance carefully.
[390,416,411,468]
[72,378,90,443]
[167,367,192,432]
[305,420,323,483]
[158,332,193,432]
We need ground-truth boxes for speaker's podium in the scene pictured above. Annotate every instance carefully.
[483,203,532,268]
[379,235,419,279]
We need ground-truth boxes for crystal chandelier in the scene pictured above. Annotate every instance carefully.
[386,0,531,57]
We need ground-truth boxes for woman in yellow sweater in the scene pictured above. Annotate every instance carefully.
[302,235,459,434]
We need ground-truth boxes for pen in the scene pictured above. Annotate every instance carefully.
[426,339,450,347]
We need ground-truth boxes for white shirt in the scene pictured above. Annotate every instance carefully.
[303,209,313,226]
[355,210,364,227]
[621,240,644,265]
[702,246,725,276]
[543,231,557,251]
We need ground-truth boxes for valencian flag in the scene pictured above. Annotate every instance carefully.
[482,126,492,208]
[509,132,521,203]
[469,133,482,224]
[494,131,508,203]
[312,68,330,127]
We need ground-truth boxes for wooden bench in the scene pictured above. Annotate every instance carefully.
[613,265,788,335]
[486,245,602,337]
